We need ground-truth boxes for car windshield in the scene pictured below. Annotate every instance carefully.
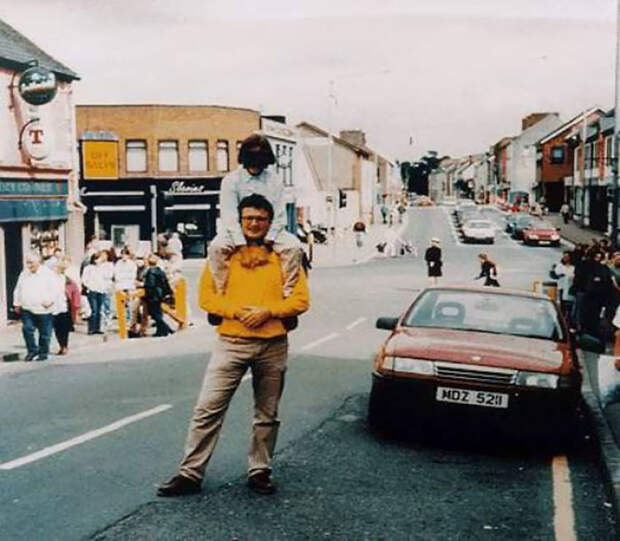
[466,221,492,229]
[404,290,564,341]
[516,216,533,226]
[530,221,553,229]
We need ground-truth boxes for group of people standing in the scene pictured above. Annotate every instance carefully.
[552,241,620,341]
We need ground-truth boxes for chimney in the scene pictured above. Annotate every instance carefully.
[339,130,367,147]
[521,112,557,131]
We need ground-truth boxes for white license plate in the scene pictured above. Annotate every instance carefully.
[539,241,550,245]
[436,387,509,409]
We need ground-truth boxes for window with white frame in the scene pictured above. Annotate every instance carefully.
[216,140,229,172]
[188,140,208,172]
[585,143,592,170]
[606,136,614,165]
[550,146,564,164]
[592,141,598,169]
[126,140,147,172]
[158,140,179,172]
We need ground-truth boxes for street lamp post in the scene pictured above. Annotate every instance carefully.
[611,0,620,250]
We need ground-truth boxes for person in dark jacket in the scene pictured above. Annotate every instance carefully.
[475,253,500,287]
[143,254,174,337]
[424,238,442,285]
[582,250,613,339]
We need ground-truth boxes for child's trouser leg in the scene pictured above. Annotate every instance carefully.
[207,233,236,294]
[273,231,302,297]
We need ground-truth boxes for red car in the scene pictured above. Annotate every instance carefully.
[522,220,561,246]
[369,286,582,442]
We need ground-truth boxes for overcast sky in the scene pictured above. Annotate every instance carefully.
[1,0,617,159]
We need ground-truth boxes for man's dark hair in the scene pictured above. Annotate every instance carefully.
[238,134,276,169]
[238,194,274,222]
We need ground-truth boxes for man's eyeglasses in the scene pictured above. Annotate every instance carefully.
[241,216,270,223]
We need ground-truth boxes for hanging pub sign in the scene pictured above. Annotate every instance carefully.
[18,65,58,106]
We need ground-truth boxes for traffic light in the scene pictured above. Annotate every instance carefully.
[338,189,347,208]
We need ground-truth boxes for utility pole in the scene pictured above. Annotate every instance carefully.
[611,0,620,250]
[327,80,336,242]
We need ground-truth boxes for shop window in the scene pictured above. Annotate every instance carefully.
[550,146,564,164]
[126,140,147,172]
[158,140,179,172]
[188,140,208,172]
[217,140,229,172]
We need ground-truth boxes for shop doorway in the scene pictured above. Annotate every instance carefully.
[4,223,23,320]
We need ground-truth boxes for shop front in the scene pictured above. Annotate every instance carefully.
[81,177,222,258]
[0,179,68,322]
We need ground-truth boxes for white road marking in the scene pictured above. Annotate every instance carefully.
[552,455,576,541]
[0,404,172,470]
[346,317,366,331]
[299,332,340,351]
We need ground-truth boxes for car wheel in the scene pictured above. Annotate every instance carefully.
[368,379,390,432]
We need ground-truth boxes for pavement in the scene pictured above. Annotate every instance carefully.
[544,212,607,247]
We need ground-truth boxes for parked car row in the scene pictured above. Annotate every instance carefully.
[504,213,561,247]
[451,199,496,244]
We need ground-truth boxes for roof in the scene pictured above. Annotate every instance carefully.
[297,121,370,157]
[537,107,604,145]
[422,284,548,300]
[77,104,260,114]
[0,18,79,80]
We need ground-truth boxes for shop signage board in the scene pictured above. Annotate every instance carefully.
[82,140,119,179]
[0,180,67,223]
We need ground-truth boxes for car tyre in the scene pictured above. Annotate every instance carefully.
[368,379,391,433]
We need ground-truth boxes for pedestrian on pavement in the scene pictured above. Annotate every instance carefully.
[353,220,366,249]
[475,253,500,287]
[560,202,571,225]
[554,251,575,323]
[143,253,174,337]
[100,249,115,333]
[207,134,301,308]
[52,257,81,355]
[424,238,443,285]
[157,194,310,498]
[114,247,138,327]
[81,252,108,335]
[582,250,613,339]
[12,252,57,361]
[380,202,388,224]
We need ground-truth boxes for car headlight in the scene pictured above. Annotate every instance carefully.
[528,234,539,240]
[392,357,434,375]
[551,234,559,240]
[516,371,558,389]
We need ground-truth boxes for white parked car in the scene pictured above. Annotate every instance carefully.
[461,219,495,244]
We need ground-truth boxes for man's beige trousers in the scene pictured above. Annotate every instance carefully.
[179,334,288,482]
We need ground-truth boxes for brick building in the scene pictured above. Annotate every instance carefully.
[75,105,260,257]
[536,107,604,218]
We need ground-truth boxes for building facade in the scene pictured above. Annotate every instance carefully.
[75,105,260,257]
[0,19,80,327]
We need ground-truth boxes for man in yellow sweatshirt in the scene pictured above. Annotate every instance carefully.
[158,194,309,497]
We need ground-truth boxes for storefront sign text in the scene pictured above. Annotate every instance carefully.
[82,140,119,179]
[169,181,205,194]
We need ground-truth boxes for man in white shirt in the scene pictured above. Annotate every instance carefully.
[13,252,58,361]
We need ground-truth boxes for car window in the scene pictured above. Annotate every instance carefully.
[404,290,564,341]
[467,221,492,229]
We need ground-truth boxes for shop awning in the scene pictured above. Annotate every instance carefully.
[0,198,67,222]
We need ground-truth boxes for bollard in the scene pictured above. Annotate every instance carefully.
[116,290,128,339]
[532,280,558,302]
[161,276,188,329]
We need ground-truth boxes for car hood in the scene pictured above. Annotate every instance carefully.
[385,328,567,372]
[526,228,558,235]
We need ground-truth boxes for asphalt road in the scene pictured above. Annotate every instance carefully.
[0,206,616,540]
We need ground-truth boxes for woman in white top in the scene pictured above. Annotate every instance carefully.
[82,251,108,335]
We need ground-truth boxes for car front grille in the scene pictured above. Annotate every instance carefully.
[434,361,517,385]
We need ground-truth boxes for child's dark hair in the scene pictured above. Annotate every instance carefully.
[238,134,276,169]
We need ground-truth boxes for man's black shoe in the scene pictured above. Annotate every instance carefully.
[35,355,48,362]
[157,474,201,497]
[207,313,223,326]
[24,353,36,362]
[248,471,276,495]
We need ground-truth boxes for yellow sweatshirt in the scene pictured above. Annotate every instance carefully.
[198,251,310,338]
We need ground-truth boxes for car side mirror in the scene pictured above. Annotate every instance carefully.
[376,317,398,330]
[577,333,605,354]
